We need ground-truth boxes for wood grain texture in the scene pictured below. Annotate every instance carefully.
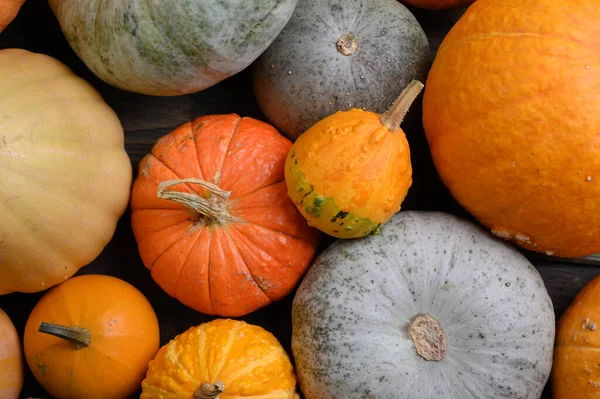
[1,1,598,398]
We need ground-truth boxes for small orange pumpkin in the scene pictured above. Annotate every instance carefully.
[285,80,422,238]
[141,319,299,399]
[131,114,320,317]
[23,274,160,399]
[553,275,600,398]
[0,309,23,399]
[0,0,25,33]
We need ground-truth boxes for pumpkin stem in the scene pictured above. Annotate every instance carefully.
[157,178,234,225]
[380,80,424,133]
[336,33,358,56]
[194,380,225,399]
[37,322,91,349]
[409,314,446,361]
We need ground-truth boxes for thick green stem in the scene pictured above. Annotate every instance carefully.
[194,380,225,399]
[38,322,90,349]
[379,80,424,132]
[157,178,233,225]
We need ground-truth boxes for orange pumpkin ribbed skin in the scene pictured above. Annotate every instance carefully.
[0,309,23,399]
[0,0,25,33]
[130,114,320,317]
[23,274,160,399]
[141,319,299,399]
[423,0,600,257]
[552,276,600,398]
[401,0,475,10]
[285,109,412,239]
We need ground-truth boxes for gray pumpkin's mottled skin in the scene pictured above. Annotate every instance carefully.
[252,0,432,140]
[48,0,298,96]
[292,211,555,399]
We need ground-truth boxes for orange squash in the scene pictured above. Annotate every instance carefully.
[553,275,600,398]
[285,80,422,238]
[401,0,475,10]
[422,0,600,257]
[141,319,299,399]
[23,274,160,399]
[0,309,23,399]
[0,0,25,33]
[131,114,320,317]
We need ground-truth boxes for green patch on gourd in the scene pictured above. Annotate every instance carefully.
[305,196,324,216]
[331,211,348,223]
[286,150,381,239]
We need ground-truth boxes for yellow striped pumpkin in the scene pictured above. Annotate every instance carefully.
[141,319,299,399]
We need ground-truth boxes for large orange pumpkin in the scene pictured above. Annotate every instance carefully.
[553,275,600,398]
[131,114,320,317]
[23,274,160,399]
[422,0,600,258]
[0,309,23,399]
[0,0,25,33]
[141,319,299,399]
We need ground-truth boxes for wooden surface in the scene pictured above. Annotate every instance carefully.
[1,2,598,398]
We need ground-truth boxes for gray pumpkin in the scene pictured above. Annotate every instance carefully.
[292,211,555,399]
[48,0,299,96]
[252,0,432,140]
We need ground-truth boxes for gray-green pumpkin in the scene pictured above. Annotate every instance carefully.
[252,0,432,140]
[48,0,299,96]
[292,211,555,399]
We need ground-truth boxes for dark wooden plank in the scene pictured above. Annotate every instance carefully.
[534,262,600,319]
[409,4,468,55]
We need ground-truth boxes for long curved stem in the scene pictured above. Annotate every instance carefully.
[157,178,233,224]
[380,80,424,132]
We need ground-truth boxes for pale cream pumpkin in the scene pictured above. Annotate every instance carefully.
[0,49,131,294]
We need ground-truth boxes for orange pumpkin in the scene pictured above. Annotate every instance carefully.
[402,0,475,10]
[131,114,320,317]
[422,0,600,257]
[0,0,25,33]
[553,275,600,398]
[285,80,422,238]
[0,309,23,399]
[141,319,299,399]
[23,274,160,399]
